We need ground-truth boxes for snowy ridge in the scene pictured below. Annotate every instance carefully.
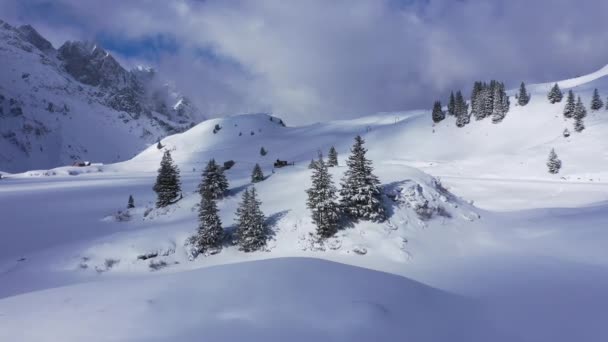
[0,19,205,173]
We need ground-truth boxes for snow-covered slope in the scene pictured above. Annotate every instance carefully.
[2,46,608,340]
[0,19,205,173]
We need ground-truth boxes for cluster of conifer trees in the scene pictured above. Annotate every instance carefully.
[148,136,386,257]
[432,80,515,126]
[306,137,385,239]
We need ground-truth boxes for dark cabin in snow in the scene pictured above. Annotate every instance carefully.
[274,159,294,168]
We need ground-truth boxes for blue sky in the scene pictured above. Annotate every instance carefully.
[2,0,608,124]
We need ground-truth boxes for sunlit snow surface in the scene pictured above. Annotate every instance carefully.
[2,65,608,341]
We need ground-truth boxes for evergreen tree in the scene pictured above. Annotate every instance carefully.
[492,83,509,123]
[431,101,446,123]
[306,154,341,238]
[547,83,563,104]
[196,188,224,252]
[156,140,163,150]
[517,82,530,106]
[308,158,317,169]
[234,187,267,252]
[251,163,264,183]
[327,146,339,167]
[591,88,603,111]
[447,91,455,116]
[547,149,562,174]
[127,195,135,209]
[563,90,576,118]
[199,159,229,199]
[574,96,587,132]
[260,147,268,156]
[454,91,470,127]
[471,81,484,120]
[339,135,385,221]
[563,128,570,138]
[153,150,182,208]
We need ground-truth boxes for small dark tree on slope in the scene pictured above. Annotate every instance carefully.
[455,91,470,127]
[156,140,163,150]
[547,149,562,174]
[447,91,455,116]
[199,159,229,199]
[517,82,530,106]
[564,90,576,118]
[340,135,385,222]
[431,101,446,123]
[306,154,341,238]
[591,88,603,111]
[260,147,268,156]
[547,83,563,104]
[563,128,570,138]
[196,189,224,252]
[153,150,182,208]
[574,96,587,132]
[234,187,267,252]
[327,146,339,167]
[251,163,264,183]
[492,83,510,123]
[127,195,135,209]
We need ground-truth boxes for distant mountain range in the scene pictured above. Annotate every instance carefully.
[0,19,206,172]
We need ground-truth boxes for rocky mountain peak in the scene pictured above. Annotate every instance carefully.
[58,40,130,89]
[17,24,53,52]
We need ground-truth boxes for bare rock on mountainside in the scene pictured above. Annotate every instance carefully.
[0,19,205,173]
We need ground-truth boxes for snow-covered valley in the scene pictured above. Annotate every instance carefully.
[2,20,608,342]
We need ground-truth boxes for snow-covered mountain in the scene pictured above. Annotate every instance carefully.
[0,19,205,173]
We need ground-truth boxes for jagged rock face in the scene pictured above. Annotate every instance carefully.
[58,41,131,89]
[17,25,53,52]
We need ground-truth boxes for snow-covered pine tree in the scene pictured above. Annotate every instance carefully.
[547,149,562,174]
[431,100,446,123]
[574,96,587,132]
[251,163,264,183]
[156,140,163,150]
[260,147,268,156]
[547,83,563,104]
[591,88,603,111]
[455,91,470,127]
[308,158,317,169]
[492,83,508,123]
[306,154,341,238]
[234,187,267,252]
[471,81,484,120]
[127,195,135,209]
[447,91,455,116]
[199,159,229,200]
[153,150,182,208]
[196,188,224,252]
[327,146,339,167]
[517,82,530,106]
[339,135,385,221]
[564,90,576,118]
[574,116,585,132]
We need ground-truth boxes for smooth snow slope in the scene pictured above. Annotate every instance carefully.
[0,258,507,342]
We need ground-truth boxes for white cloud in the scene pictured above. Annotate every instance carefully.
[3,0,608,124]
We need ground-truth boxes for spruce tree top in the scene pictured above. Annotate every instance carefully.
[199,159,229,199]
[153,150,182,208]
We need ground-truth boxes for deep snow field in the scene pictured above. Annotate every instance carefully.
[2,66,608,341]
